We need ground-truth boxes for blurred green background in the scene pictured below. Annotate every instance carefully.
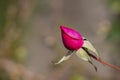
[0,0,120,80]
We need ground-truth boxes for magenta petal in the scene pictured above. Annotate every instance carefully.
[60,25,84,50]
[60,26,82,39]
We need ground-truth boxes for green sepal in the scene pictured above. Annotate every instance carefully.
[76,48,91,61]
[76,47,98,71]
[83,38,99,57]
[88,60,97,72]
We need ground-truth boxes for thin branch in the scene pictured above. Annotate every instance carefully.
[82,47,120,71]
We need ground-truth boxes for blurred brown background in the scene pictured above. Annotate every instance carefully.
[0,0,120,80]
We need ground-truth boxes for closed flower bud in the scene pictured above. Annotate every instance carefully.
[60,26,84,50]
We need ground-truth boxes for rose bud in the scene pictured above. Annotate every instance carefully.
[55,26,99,71]
[60,25,84,50]
[55,25,120,72]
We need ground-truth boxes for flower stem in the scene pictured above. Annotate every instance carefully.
[87,51,120,71]
[82,47,120,71]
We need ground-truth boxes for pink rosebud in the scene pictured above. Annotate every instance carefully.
[60,26,84,50]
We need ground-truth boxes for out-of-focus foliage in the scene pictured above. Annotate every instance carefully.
[107,0,120,14]
[70,74,85,80]
[0,0,30,62]
[0,0,30,79]
[0,68,10,80]
[107,0,120,44]
[107,18,120,44]
[107,0,120,79]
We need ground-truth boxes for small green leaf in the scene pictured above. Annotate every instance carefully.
[55,51,74,64]
[76,48,91,61]
[83,38,99,57]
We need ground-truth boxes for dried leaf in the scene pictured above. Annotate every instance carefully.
[55,51,74,64]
